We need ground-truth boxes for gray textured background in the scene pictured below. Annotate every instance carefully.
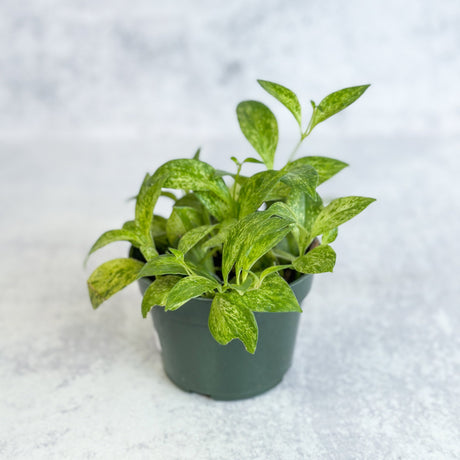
[1,1,459,459]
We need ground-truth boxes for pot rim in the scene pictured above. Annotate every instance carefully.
[139,272,313,303]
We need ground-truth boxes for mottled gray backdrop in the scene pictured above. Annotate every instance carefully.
[0,0,459,141]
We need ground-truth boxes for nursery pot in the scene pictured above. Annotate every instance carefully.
[138,274,313,400]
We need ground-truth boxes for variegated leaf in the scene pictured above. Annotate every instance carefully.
[237,169,283,218]
[222,209,293,283]
[312,196,376,237]
[135,173,166,240]
[322,227,338,244]
[280,163,318,198]
[243,273,301,312]
[237,101,278,169]
[208,292,258,354]
[257,79,302,127]
[288,156,348,185]
[141,275,181,317]
[178,224,217,254]
[165,275,220,311]
[87,258,144,309]
[310,85,370,130]
[153,159,232,205]
[137,254,187,278]
[166,206,204,246]
[293,245,336,274]
[86,229,141,263]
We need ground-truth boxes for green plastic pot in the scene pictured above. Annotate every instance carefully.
[138,274,313,400]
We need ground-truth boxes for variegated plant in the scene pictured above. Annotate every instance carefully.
[86,80,375,353]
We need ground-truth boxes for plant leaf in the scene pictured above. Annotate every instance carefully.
[178,224,217,254]
[222,209,293,283]
[322,227,338,244]
[208,292,258,354]
[280,163,319,198]
[238,169,283,218]
[135,173,166,240]
[87,258,144,309]
[312,196,376,237]
[192,147,201,160]
[257,79,302,127]
[293,245,336,273]
[138,254,188,278]
[165,276,220,311]
[201,219,236,251]
[244,273,301,312]
[310,84,370,130]
[195,191,233,220]
[257,264,292,283]
[141,275,181,317]
[288,156,348,185]
[86,229,141,263]
[154,159,232,205]
[166,206,204,246]
[237,101,278,169]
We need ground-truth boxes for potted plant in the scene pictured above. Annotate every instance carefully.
[86,80,375,400]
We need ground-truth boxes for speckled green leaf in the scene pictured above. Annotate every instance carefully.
[322,227,338,244]
[208,292,258,353]
[141,275,181,317]
[312,196,376,237]
[238,170,283,218]
[286,190,323,232]
[258,264,292,283]
[138,254,187,278]
[166,206,204,246]
[201,219,236,251]
[178,224,217,254]
[257,80,302,127]
[195,191,233,220]
[311,85,370,129]
[165,276,220,311]
[280,163,318,198]
[135,173,166,239]
[237,101,278,169]
[267,202,298,222]
[86,229,141,263]
[293,245,336,274]
[154,159,232,205]
[244,273,301,312]
[288,156,348,185]
[87,258,144,309]
[222,210,293,283]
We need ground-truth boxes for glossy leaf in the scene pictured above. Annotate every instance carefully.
[195,191,233,220]
[138,254,187,278]
[237,101,278,169]
[87,258,144,309]
[86,229,141,263]
[310,85,370,130]
[293,245,336,273]
[208,292,258,354]
[280,163,318,198]
[178,224,217,254]
[222,209,293,283]
[141,275,181,317]
[238,170,283,218]
[154,159,231,205]
[166,206,203,246]
[312,196,376,237]
[257,264,292,283]
[288,156,348,185]
[322,227,338,244]
[201,219,236,251]
[257,79,302,127]
[165,276,220,311]
[135,173,166,239]
[244,273,301,312]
